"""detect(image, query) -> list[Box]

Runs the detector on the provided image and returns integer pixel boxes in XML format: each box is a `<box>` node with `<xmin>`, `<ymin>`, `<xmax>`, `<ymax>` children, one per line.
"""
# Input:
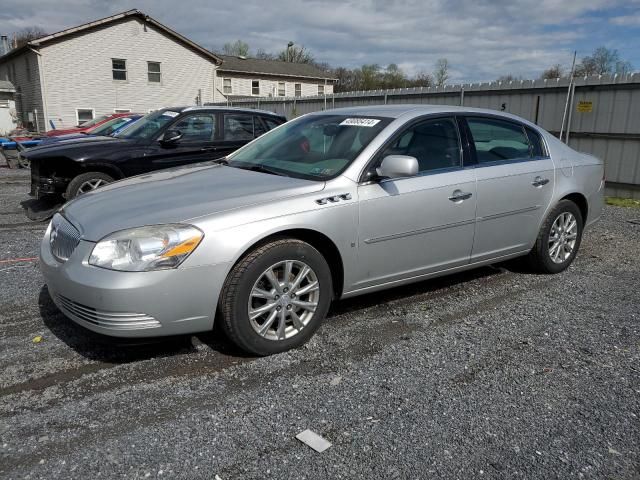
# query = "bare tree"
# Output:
<box><xmin>574</xmin><ymin>46</ymin><xmax>633</xmax><ymax>76</ymax></box>
<box><xmin>434</xmin><ymin>58</ymin><xmax>450</xmax><ymax>86</ymax></box>
<box><xmin>277</xmin><ymin>45</ymin><xmax>315</xmax><ymax>64</ymax></box>
<box><xmin>540</xmin><ymin>64</ymin><xmax>564</xmax><ymax>79</ymax></box>
<box><xmin>496</xmin><ymin>74</ymin><xmax>523</xmax><ymax>82</ymax></box>
<box><xmin>255</xmin><ymin>48</ymin><xmax>275</xmax><ymax>60</ymax></box>
<box><xmin>14</xmin><ymin>27</ymin><xmax>47</xmax><ymax>48</ymax></box>
<box><xmin>222</xmin><ymin>40</ymin><xmax>250</xmax><ymax>57</ymax></box>
<box><xmin>615</xmin><ymin>60</ymin><xmax>634</xmax><ymax>76</ymax></box>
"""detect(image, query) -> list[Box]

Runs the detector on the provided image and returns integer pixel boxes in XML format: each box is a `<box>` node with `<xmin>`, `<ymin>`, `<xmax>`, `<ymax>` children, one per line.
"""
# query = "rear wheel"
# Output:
<box><xmin>526</xmin><ymin>199</ymin><xmax>583</xmax><ymax>273</ymax></box>
<box><xmin>65</xmin><ymin>172</ymin><xmax>114</xmax><ymax>199</ymax></box>
<box><xmin>219</xmin><ymin>239</ymin><xmax>332</xmax><ymax>356</ymax></box>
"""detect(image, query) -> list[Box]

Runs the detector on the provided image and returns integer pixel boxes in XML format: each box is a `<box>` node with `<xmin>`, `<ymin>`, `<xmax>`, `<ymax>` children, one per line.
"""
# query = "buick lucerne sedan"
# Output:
<box><xmin>41</xmin><ymin>105</ymin><xmax>604</xmax><ymax>355</ymax></box>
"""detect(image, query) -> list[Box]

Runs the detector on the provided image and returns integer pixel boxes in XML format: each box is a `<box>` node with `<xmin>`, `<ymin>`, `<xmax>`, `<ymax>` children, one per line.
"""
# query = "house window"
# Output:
<box><xmin>295</xmin><ymin>83</ymin><xmax>302</xmax><ymax>97</ymax></box>
<box><xmin>318</xmin><ymin>84</ymin><xmax>325</xmax><ymax>95</ymax></box>
<box><xmin>223</xmin><ymin>78</ymin><xmax>232</xmax><ymax>94</ymax></box>
<box><xmin>147</xmin><ymin>61</ymin><xmax>161</xmax><ymax>82</ymax></box>
<box><xmin>25</xmin><ymin>58</ymin><xmax>31</xmax><ymax>81</ymax></box>
<box><xmin>76</xmin><ymin>108</ymin><xmax>95</xmax><ymax>125</ymax></box>
<box><xmin>252</xmin><ymin>80</ymin><xmax>260</xmax><ymax>96</ymax></box>
<box><xmin>278</xmin><ymin>82</ymin><xmax>285</xmax><ymax>96</ymax></box>
<box><xmin>112</xmin><ymin>59</ymin><xmax>127</xmax><ymax>80</ymax></box>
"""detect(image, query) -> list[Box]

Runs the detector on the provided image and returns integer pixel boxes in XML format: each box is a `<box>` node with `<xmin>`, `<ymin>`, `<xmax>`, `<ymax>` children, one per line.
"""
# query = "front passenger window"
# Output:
<box><xmin>467</xmin><ymin>117</ymin><xmax>530</xmax><ymax>163</ymax></box>
<box><xmin>171</xmin><ymin>115</ymin><xmax>215</xmax><ymax>142</ymax></box>
<box><xmin>381</xmin><ymin>117</ymin><xmax>461</xmax><ymax>173</ymax></box>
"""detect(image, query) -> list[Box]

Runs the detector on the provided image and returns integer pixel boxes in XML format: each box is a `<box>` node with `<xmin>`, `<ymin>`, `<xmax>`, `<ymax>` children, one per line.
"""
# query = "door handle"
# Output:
<box><xmin>532</xmin><ymin>176</ymin><xmax>549</xmax><ymax>187</ymax></box>
<box><xmin>448</xmin><ymin>190</ymin><xmax>473</xmax><ymax>202</ymax></box>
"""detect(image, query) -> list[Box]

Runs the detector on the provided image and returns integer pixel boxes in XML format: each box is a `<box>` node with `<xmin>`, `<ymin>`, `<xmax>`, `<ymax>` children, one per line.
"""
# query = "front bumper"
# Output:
<box><xmin>40</xmin><ymin>227</ymin><xmax>230</xmax><ymax>337</ymax></box>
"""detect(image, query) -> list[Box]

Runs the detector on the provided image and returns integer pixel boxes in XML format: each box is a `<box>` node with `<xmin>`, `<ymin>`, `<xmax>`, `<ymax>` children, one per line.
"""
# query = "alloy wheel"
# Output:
<box><xmin>248</xmin><ymin>260</ymin><xmax>320</xmax><ymax>341</ymax></box>
<box><xmin>78</xmin><ymin>178</ymin><xmax>107</xmax><ymax>194</ymax></box>
<box><xmin>548</xmin><ymin>212</ymin><xmax>578</xmax><ymax>264</ymax></box>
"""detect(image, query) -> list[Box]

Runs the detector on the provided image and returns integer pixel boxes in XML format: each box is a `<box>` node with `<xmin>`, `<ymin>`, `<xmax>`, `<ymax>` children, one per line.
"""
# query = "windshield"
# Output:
<box><xmin>227</xmin><ymin>114</ymin><xmax>392</xmax><ymax>180</ymax></box>
<box><xmin>114</xmin><ymin>110</ymin><xmax>178</xmax><ymax>140</ymax></box>
<box><xmin>89</xmin><ymin>117</ymin><xmax>132</xmax><ymax>136</ymax></box>
<box><xmin>77</xmin><ymin>115</ymin><xmax>109</xmax><ymax>128</ymax></box>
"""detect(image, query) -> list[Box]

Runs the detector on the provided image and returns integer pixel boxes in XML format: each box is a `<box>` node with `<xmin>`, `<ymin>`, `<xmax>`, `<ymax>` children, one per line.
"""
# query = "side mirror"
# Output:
<box><xmin>161</xmin><ymin>129</ymin><xmax>182</xmax><ymax>144</ymax></box>
<box><xmin>376</xmin><ymin>155</ymin><xmax>418</xmax><ymax>179</ymax></box>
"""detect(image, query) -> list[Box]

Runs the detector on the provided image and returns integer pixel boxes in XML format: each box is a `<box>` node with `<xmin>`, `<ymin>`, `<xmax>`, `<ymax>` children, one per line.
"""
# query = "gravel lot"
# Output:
<box><xmin>0</xmin><ymin>164</ymin><xmax>638</xmax><ymax>479</ymax></box>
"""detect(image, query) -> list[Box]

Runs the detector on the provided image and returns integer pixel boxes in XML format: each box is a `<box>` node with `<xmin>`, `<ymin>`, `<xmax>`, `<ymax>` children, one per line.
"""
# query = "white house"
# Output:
<box><xmin>216</xmin><ymin>55</ymin><xmax>335</xmax><ymax>100</ymax></box>
<box><xmin>0</xmin><ymin>80</ymin><xmax>17</xmax><ymax>135</ymax></box>
<box><xmin>0</xmin><ymin>10</ymin><xmax>221</xmax><ymax>132</ymax></box>
<box><xmin>0</xmin><ymin>10</ymin><xmax>337</xmax><ymax>133</ymax></box>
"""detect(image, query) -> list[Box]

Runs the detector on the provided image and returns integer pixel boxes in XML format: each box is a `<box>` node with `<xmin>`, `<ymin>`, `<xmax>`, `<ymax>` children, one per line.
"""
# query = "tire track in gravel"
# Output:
<box><xmin>0</xmin><ymin>258</ymin><xmax>611</xmax><ymax>474</ymax></box>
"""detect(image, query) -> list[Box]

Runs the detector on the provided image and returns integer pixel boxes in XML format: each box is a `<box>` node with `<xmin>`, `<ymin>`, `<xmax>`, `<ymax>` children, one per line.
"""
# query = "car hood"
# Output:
<box><xmin>23</xmin><ymin>136</ymin><xmax>131</xmax><ymax>158</ymax></box>
<box><xmin>61</xmin><ymin>164</ymin><xmax>326</xmax><ymax>241</ymax></box>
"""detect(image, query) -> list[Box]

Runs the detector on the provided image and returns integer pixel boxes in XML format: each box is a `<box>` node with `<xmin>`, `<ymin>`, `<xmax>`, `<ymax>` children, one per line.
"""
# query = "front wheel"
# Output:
<box><xmin>526</xmin><ymin>199</ymin><xmax>583</xmax><ymax>273</ymax></box>
<box><xmin>219</xmin><ymin>239</ymin><xmax>333</xmax><ymax>356</ymax></box>
<box><xmin>65</xmin><ymin>172</ymin><xmax>114</xmax><ymax>199</ymax></box>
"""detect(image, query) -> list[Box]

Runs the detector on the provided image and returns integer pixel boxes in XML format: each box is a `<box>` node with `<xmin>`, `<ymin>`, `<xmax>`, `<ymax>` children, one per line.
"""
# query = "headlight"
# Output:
<box><xmin>89</xmin><ymin>224</ymin><xmax>203</xmax><ymax>271</ymax></box>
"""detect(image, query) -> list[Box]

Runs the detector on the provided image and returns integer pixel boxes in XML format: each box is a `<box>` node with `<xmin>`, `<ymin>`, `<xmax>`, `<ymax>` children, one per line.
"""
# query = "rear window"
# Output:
<box><xmin>467</xmin><ymin>117</ymin><xmax>531</xmax><ymax>163</ymax></box>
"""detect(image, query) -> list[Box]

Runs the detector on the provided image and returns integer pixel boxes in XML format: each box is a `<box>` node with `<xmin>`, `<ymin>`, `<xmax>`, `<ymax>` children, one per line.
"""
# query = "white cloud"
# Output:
<box><xmin>0</xmin><ymin>0</ymin><xmax>635</xmax><ymax>81</ymax></box>
<box><xmin>610</xmin><ymin>14</ymin><xmax>640</xmax><ymax>26</ymax></box>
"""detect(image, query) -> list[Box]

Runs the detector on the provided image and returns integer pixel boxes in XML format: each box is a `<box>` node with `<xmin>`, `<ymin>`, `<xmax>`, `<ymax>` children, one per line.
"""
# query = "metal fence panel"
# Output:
<box><xmin>213</xmin><ymin>74</ymin><xmax>640</xmax><ymax>197</ymax></box>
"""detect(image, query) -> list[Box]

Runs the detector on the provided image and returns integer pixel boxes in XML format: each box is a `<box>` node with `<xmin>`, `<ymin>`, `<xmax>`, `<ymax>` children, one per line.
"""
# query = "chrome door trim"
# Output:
<box><xmin>477</xmin><ymin>205</ymin><xmax>541</xmax><ymax>222</ymax></box>
<box><xmin>363</xmin><ymin>218</ymin><xmax>476</xmax><ymax>244</ymax></box>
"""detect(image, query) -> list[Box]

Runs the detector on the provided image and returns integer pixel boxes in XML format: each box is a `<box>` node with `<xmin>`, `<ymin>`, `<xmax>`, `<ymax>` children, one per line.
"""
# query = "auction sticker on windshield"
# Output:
<box><xmin>339</xmin><ymin>118</ymin><xmax>381</xmax><ymax>127</ymax></box>
<box><xmin>162</xmin><ymin>111</ymin><xmax>179</xmax><ymax>118</ymax></box>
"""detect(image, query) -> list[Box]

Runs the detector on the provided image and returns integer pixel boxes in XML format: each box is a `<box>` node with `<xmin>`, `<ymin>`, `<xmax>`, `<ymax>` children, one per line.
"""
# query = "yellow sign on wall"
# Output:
<box><xmin>577</xmin><ymin>100</ymin><xmax>593</xmax><ymax>113</ymax></box>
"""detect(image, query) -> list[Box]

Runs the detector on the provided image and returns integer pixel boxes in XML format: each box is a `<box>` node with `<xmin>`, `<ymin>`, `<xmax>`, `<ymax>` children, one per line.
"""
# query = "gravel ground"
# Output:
<box><xmin>0</xmin><ymin>164</ymin><xmax>638</xmax><ymax>479</ymax></box>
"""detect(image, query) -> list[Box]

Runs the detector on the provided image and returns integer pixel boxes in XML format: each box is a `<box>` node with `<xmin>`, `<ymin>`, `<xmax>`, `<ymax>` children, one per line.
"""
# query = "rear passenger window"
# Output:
<box><xmin>381</xmin><ymin>117</ymin><xmax>461</xmax><ymax>173</ymax></box>
<box><xmin>467</xmin><ymin>117</ymin><xmax>530</xmax><ymax>163</ymax></box>
<box><xmin>224</xmin><ymin>114</ymin><xmax>254</xmax><ymax>141</ymax></box>
<box><xmin>254</xmin><ymin>117</ymin><xmax>267</xmax><ymax>137</ymax></box>
<box><xmin>525</xmin><ymin>126</ymin><xmax>545</xmax><ymax>157</ymax></box>
<box><xmin>263</xmin><ymin>117</ymin><xmax>283</xmax><ymax>131</ymax></box>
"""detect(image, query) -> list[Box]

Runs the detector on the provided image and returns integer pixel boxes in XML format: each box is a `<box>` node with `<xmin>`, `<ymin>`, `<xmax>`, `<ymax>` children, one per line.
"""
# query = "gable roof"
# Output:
<box><xmin>0</xmin><ymin>10</ymin><xmax>222</xmax><ymax>65</ymax></box>
<box><xmin>217</xmin><ymin>55</ymin><xmax>336</xmax><ymax>81</ymax></box>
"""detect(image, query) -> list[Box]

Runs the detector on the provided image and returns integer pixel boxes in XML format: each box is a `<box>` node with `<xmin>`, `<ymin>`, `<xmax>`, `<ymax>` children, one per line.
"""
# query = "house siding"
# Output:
<box><xmin>40</xmin><ymin>17</ymin><xmax>217</xmax><ymax>130</ymax></box>
<box><xmin>215</xmin><ymin>73</ymin><xmax>334</xmax><ymax>101</ymax></box>
<box><xmin>0</xmin><ymin>51</ymin><xmax>45</xmax><ymax>132</ymax></box>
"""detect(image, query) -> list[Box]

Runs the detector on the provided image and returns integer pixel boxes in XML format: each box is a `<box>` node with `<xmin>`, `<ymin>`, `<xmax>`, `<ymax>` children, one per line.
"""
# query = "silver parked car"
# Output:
<box><xmin>41</xmin><ymin>105</ymin><xmax>604</xmax><ymax>355</ymax></box>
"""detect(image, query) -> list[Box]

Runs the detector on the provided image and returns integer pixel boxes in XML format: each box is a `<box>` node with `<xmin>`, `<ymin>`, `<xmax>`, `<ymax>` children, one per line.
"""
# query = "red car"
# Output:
<box><xmin>46</xmin><ymin>113</ymin><xmax>133</xmax><ymax>137</ymax></box>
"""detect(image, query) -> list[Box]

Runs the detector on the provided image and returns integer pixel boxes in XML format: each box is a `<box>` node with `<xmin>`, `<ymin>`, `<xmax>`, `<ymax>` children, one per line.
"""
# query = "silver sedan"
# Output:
<box><xmin>40</xmin><ymin>105</ymin><xmax>604</xmax><ymax>355</ymax></box>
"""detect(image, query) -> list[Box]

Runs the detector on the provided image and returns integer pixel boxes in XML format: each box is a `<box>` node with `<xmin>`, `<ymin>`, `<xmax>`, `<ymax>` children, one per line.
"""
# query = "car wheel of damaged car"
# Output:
<box><xmin>66</xmin><ymin>172</ymin><xmax>114</xmax><ymax>199</ymax></box>
<box><xmin>219</xmin><ymin>239</ymin><xmax>333</xmax><ymax>356</ymax></box>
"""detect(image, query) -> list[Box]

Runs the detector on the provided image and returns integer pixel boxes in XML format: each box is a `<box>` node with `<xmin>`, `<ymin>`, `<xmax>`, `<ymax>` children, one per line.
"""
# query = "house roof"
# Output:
<box><xmin>0</xmin><ymin>80</ymin><xmax>15</xmax><ymax>92</ymax></box>
<box><xmin>0</xmin><ymin>10</ymin><xmax>222</xmax><ymax>65</ymax></box>
<box><xmin>217</xmin><ymin>55</ymin><xmax>336</xmax><ymax>81</ymax></box>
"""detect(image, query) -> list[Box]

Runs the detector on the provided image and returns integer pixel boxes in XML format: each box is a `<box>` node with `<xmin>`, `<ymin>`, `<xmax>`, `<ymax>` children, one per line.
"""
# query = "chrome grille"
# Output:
<box><xmin>50</xmin><ymin>213</ymin><xmax>81</xmax><ymax>262</ymax></box>
<box><xmin>53</xmin><ymin>293</ymin><xmax>161</xmax><ymax>330</ymax></box>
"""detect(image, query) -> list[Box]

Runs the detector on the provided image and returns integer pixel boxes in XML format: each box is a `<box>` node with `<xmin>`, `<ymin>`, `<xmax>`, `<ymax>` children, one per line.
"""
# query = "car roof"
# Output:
<box><xmin>308</xmin><ymin>104</ymin><xmax>537</xmax><ymax>125</ymax></box>
<box><xmin>165</xmin><ymin>106</ymin><xmax>284</xmax><ymax>117</ymax></box>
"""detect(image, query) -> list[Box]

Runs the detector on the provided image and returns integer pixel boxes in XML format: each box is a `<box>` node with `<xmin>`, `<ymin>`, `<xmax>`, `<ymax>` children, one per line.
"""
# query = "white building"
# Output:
<box><xmin>0</xmin><ymin>10</ymin><xmax>336</xmax><ymax>133</ymax></box>
<box><xmin>216</xmin><ymin>55</ymin><xmax>335</xmax><ymax>100</ymax></box>
<box><xmin>0</xmin><ymin>80</ymin><xmax>17</xmax><ymax>135</ymax></box>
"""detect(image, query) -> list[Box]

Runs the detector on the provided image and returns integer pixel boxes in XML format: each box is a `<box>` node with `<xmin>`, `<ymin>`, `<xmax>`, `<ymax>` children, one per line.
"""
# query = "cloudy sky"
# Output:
<box><xmin>2</xmin><ymin>0</ymin><xmax>639</xmax><ymax>82</ymax></box>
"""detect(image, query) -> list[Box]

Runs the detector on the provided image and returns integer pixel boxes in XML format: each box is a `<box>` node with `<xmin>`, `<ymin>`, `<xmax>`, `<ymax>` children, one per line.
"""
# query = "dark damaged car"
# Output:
<box><xmin>24</xmin><ymin>106</ymin><xmax>286</xmax><ymax>200</ymax></box>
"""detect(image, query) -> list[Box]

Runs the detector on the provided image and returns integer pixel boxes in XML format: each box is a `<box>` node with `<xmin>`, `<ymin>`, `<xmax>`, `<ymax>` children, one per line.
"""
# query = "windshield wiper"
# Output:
<box><xmin>231</xmin><ymin>163</ymin><xmax>288</xmax><ymax>177</ymax></box>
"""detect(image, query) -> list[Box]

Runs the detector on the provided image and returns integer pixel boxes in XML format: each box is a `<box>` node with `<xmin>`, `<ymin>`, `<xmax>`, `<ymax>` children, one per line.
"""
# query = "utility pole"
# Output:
<box><xmin>287</xmin><ymin>41</ymin><xmax>294</xmax><ymax>62</ymax></box>
<box><xmin>560</xmin><ymin>50</ymin><xmax>577</xmax><ymax>142</ymax></box>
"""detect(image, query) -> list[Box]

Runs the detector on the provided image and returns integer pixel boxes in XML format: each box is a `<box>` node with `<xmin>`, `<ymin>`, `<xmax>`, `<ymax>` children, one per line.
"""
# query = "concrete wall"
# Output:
<box><xmin>39</xmin><ymin>17</ymin><xmax>217</xmax><ymax>130</ymax></box>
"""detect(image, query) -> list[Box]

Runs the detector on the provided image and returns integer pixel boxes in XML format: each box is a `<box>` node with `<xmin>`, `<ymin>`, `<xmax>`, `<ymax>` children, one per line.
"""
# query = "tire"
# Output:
<box><xmin>219</xmin><ymin>238</ymin><xmax>333</xmax><ymax>356</ymax></box>
<box><xmin>65</xmin><ymin>172</ymin><xmax>114</xmax><ymax>199</ymax></box>
<box><xmin>526</xmin><ymin>199</ymin><xmax>583</xmax><ymax>274</ymax></box>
